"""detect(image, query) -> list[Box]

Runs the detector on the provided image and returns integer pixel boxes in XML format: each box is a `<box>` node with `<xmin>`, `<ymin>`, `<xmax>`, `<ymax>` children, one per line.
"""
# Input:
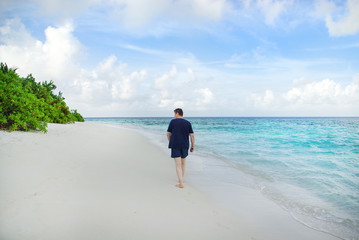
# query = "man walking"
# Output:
<box><xmin>167</xmin><ymin>108</ymin><xmax>195</xmax><ymax>188</ymax></box>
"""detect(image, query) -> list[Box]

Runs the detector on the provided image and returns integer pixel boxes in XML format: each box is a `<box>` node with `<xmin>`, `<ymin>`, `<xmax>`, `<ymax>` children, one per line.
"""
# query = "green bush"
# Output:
<box><xmin>71</xmin><ymin>109</ymin><xmax>85</xmax><ymax>122</ymax></box>
<box><xmin>0</xmin><ymin>62</ymin><xmax>84</xmax><ymax>133</ymax></box>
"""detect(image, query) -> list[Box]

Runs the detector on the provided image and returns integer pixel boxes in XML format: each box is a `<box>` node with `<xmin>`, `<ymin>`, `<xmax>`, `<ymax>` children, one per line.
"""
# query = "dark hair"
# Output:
<box><xmin>174</xmin><ymin>108</ymin><xmax>183</xmax><ymax>116</ymax></box>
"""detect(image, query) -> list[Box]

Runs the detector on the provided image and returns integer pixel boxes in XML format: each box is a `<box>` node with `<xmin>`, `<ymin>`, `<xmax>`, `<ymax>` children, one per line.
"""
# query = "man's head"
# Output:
<box><xmin>174</xmin><ymin>108</ymin><xmax>183</xmax><ymax>117</ymax></box>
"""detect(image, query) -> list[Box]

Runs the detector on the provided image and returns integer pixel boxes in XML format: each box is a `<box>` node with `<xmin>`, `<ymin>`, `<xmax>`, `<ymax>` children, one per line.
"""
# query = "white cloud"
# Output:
<box><xmin>108</xmin><ymin>0</ymin><xmax>170</xmax><ymax>29</ymax></box>
<box><xmin>1</xmin><ymin>15</ymin><xmax>358</xmax><ymax>117</ymax></box>
<box><xmin>249</xmin><ymin>78</ymin><xmax>359</xmax><ymax>116</ymax></box>
<box><xmin>151</xmin><ymin>65</ymin><xmax>216</xmax><ymax>111</ymax></box>
<box><xmin>0</xmin><ymin>18</ymin><xmax>35</xmax><ymax>46</ymax></box>
<box><xmin>153</xmin><ymin>65</ymin><xmax>176</xmax><ymax>90</ymax></box>
<box><xmin>42</xmin><ymin>22</ymin><xmax>83</xmax><ymax>75</ymax></box>
<box><xmin>0</xmin><ymin>18</ymin><xmax>220</xmax><ymax>116</ymax></box>
<box><xmin>315</xmin><ymin>0</ymin><xmax>359</xmax><ymax>36</ymax></box>
<box><xmin>34</xmin><ymin>0</ymin><xmax>98</xmax><ymax>18</ymax></box>
<box><xmin>0</xmin><ymin>0</ymin><xmax>229</xmax><ymax>36</ymax></box>
<box><xmin>256</xmin><ymin>0</ymin><xmax>293</xmax><ymax>26</ymax></box>
<box><xmin>0</xmin><ymin>18</ymin><xmax>82</xmax><ymax>86</ymax></box>
<box><xmin>152</xmin><ymin>65</ymin><xmax>177</xmax><ymax>108</ymax></box>
<box><xmin>251</xmin><ymin>90</ymin><xmax>275</xmax><ymax>107</ymax></box>
<box><xmin>70</xmin><ymin>55</ymin><xmax>148</xmax><ymax>106</ymax></box>
<box><xmin>327</xmin><ymin>0</ymin><xmax>359</xmax><ymax>36</ymax></box>
<box><xmin>0</xmin><ymin>0</ymin><xmax>98</xmax><ymax>20</ymax></box>
<box><xmin>313</xmin><ymin>0</ymin><xmax>336</xmax><ymax>18</ymax></box>
<box><xmin>0</xmin><ymin>19</ymin><xmax>149</xmax><ymax>115</ymax></box>
<box><xmin>284</xmin><ymin>79</ymin><xmax>339</xmax><ymax>104</ymax></box>
<box><xmin>196</xmin><ymin>88</ymin><xmax>214</xmax><ymax>105</ymax></box>
<box><xmin>190</xmin><ymin>0</ymin><xmax>228</xmax><ymax>21</ymax></box>
<box><xmin>99</xmin><ymin>0</ymin><xmax>230</xmax><ymax>34</ymax></box>
<box><xmin>122</xmin><ymin>44</ymin><xmax>166</xmax><ymax>56</ymax></box>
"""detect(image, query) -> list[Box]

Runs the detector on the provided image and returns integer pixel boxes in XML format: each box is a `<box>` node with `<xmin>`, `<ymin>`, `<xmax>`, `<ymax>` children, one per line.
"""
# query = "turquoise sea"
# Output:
<box><xmin>86</xmin><ymin>117</ymin><xmax>359</xmax><ymax>240</ymax></box>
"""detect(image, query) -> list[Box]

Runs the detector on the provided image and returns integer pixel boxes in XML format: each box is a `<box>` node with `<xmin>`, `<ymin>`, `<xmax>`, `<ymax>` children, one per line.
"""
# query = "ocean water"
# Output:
<box><xmin>86</xmin><ymin>117</ymin><xmax>359</xmax><ymax>240</ymax></box>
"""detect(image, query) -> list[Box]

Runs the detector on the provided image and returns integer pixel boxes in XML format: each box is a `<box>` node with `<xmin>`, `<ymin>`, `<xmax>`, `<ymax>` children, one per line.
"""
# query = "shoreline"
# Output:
<box><xmin>0</xmin><ymin>122</ymin><xmax>339</xmax><ymax>240</ymax></box>
<box><xmin>92</xmin><ymin>118</ymin><xmax>358</xmax><ymax>240</ymax></box>
<box><xmin>98</xmin><ymin>121</ymin><xmax>346</xmax><ymax>240</ymax></box>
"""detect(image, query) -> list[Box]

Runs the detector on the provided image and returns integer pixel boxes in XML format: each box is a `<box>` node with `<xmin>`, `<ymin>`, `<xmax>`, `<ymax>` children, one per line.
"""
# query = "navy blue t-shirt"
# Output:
<box><xmin>167</xmin><ymin>118</ymin><xmax>194</xmax><ymax>149</ymax></box>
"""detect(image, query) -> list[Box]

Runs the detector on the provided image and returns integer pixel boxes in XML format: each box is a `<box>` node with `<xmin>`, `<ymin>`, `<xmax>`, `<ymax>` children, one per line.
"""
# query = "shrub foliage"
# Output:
<box><xmin>0</xmin><ymin>62</ymin><xmax>84</xmax><ymax>133</ymax></box>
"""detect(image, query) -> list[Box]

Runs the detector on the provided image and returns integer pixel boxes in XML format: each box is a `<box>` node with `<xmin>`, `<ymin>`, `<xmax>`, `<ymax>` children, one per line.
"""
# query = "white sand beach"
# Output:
<box><xmin>0</xmin><ymin>122</ymin><xmax>339</xmax><ymax>240</ymax></box>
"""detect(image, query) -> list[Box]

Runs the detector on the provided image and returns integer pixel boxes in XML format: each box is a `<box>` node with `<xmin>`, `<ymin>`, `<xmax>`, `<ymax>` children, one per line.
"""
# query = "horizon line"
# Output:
<box><xmin>84</xmin><ymin>116</ymin><xmax>359</xmax><ymax>118</ymax></box>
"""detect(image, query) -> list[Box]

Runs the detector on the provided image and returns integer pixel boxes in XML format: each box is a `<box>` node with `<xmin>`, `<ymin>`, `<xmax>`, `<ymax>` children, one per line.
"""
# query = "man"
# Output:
<box><xmin>167</xmin><ymin>108</ymin><xmax>194</xmax><ymax>189</ymax></box>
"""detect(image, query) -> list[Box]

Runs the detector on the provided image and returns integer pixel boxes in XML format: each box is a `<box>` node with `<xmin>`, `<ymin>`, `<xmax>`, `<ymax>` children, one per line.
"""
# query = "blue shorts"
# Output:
<box><xmin>171</xmin><ymin>148</ymin><xmax>189</xmax><ymax>158</ymax></box>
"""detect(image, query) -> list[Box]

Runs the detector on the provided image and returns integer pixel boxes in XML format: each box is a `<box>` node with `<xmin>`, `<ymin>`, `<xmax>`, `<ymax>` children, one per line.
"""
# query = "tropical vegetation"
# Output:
<box><xmin>0</xmin><ymin>62</ymin><xmax>84</xmax><ymax>133</ymax></box>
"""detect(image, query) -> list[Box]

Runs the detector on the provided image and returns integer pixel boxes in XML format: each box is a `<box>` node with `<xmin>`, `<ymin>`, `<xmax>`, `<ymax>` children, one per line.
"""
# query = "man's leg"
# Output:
<box><xmin>174</xmin><ymin>157</ymin><xmax>184</xmax><ymax>188</ymax></box>
<box><xmin>181</xmin><ymin>158</ymin><xmax>186</xmax><ymax>178</ymax></box>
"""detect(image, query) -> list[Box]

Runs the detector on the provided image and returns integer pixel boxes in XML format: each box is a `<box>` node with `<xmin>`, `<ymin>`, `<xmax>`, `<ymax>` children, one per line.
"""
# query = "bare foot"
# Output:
<box><xmin>176</xmin><ymin>184</ymin><xmax>184</xmax><ymax>188</ymax></box>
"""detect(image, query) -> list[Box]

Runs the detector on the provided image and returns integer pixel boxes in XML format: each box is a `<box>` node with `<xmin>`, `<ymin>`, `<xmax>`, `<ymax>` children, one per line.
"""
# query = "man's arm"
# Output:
<box><xmin>190</xmin><ymin>133</ymin><xmax>195</xmax><ymax>152</ymax></box>
<box><xmin>167</xmin><ymin>132</ymin><xmax>171</xmax><ymax>142</ymax></box>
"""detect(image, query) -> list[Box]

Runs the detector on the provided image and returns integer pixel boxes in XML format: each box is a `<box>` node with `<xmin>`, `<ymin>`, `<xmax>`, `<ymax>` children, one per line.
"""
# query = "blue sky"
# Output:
<box><xmin>1</xmin><ymin>0</ymin><xmax>358</xmax><ymax>117</ymax></box>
